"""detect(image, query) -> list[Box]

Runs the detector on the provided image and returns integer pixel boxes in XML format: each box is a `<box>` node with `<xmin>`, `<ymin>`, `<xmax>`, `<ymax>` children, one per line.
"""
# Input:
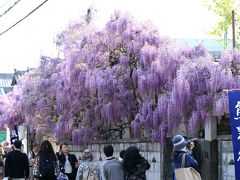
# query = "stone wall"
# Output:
<box><xmin>68</xmin><ymin>139</ymin><xmax>163</xmax><ymax>180</ymax></box>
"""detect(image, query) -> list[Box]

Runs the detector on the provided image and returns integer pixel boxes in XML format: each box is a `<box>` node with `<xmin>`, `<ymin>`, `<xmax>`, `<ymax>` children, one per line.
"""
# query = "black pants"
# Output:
<box><xmin>39</xmin><ymin>175</ymin><xmax>57</xmax><ymax>180</ymax></box>
<box><xmin>65</xmin><ymin>173</ymin><xmax>75</xmax><ymax>180</ymax></box>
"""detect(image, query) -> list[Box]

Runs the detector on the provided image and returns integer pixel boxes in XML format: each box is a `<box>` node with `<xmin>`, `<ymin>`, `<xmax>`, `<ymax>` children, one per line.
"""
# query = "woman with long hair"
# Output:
<box><xmin>33</xmin><ymin>140</ymin><xmax>58</xmax><ymax>180</ymax></box>
<box><xmin>123</xmin><ymin>146</ymin><xmax>150</xmax><ymax>180</ymax></box>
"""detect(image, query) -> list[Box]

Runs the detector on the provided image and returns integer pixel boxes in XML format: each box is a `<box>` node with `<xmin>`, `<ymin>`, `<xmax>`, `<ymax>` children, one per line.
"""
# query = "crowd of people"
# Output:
<box><xmin>0</xmin><ymin>140</ymin><xmax>151</xmax><ymax>180</ymax></box>
<box><xmin>0</xmin><ymin>134</ymin><xmax>202</xmax><ymax>180</ymax></box>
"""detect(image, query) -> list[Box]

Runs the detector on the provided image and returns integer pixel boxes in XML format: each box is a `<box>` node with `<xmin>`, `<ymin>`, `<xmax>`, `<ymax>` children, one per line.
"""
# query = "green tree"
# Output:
<box><xmin>204</xmin><ymin>0</ymin><xmax>240</xmax><ymax>48</ymax></box>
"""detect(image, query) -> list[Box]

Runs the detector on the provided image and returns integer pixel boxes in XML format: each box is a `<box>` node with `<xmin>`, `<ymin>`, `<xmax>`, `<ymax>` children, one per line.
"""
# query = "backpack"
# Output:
<box><xmin>39</xmin><ymin>157</ymin><xmax>56</xmax><ymax>177</ymax></box>
<box><xmin>82</xmin><ymin>165</ymin><xmax>99</xmax><ymax>180</ymax></box>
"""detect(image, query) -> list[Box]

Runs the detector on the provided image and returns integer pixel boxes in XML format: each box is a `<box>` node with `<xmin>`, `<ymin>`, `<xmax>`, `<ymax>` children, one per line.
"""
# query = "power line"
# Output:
<box><xmin>0</xmin><ymin>0</ymin><xmax>22</xmax><ymax>18</ymax></box>
<box><xmin>0</xmin><ymin>0</ymin><xmax>48</xmax><ymax>36</ymax></box>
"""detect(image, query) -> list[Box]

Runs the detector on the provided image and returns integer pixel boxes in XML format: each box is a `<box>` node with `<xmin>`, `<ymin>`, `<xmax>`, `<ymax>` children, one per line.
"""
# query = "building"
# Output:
<box><xmin>0</xmin><ymin>73</ymin><xmax>14</xmax><ymax>95</ymax></box>
<box><xmin>176</xmin><ymin>38</ymin><xmax>232</xmax><ymax>60</ymax></box>
<box><xmin>0</xmin><ymin>69</ymin><xmax>29</xmax><ymax>95</ymax></box>
<box><xmin>11</xmin><ymin>68</ymin><xmax>29</xmax><ymax>86</ymax></box>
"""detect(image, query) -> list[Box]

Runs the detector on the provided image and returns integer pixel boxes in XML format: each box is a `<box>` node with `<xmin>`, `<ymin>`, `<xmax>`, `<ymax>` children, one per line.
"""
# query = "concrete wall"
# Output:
<box><xmin>218</xmin><ymin>140</ymin><xmax>235</xmax><ymax>180</ymax></box>
<box><xmin>56</xmin><ymin>137</ymin><xmax>237</xmax><ymax>180</ymax></box>
<box><xmin>68</xmin><ymin>139</ymin><xmax>163</xmax><ymax>180</ymax></box>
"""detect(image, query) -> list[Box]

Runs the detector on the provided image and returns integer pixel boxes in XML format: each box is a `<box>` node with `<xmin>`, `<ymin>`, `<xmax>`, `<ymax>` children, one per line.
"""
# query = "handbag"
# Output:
<box><xmin>57</xmin><ymin>172</ymin><xmax>69</xmax><ymax>180</ymax></box>
<box><xmin>175</xmin><ymin>153</ymin><xmax>202</xmax><ymax>180</ymax></box>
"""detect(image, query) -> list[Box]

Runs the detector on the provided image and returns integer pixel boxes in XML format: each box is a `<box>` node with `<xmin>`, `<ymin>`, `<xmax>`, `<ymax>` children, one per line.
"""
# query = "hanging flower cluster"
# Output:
<box><xmin>0</xmin><ymin>11</ymin><xmax>240</xmax><ymax>144</ymax></box>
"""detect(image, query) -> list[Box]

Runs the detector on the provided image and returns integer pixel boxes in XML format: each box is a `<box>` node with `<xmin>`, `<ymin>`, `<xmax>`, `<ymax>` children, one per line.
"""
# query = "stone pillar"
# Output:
<box><xmin>201</xmin><ymin>117</ymin><xmax>218</xmax><ymax>180</ymax></box>
<box><xmin>205</xmin><ymin>116</ymin><xmax>217</xmax><ymax>141</ymax></box>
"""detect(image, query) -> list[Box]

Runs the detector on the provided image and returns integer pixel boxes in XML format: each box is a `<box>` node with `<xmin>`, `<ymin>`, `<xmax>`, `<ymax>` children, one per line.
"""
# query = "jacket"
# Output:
<box><xmin>75</xmin><ymin>161</ymin><xmax>102</xmax><ymax>180</ymax></box>
<box><xmin>125</xmin><ymin>158</ymin><xmax>150</xmax><ymax>180</ymax></box>
<box><xmin>58</xmin><ymin>153</ymin><xmax>78</xmax><ymax>177</ymax></box>
<box><xmin>5</xmin><ymin>150</ymin><xmax>29</xmax><ymax>178</ymax></box>
<box><xmin>33</xmin><ymin>154</ymin><xmax>59</xmax><ymax>178</ymax></box>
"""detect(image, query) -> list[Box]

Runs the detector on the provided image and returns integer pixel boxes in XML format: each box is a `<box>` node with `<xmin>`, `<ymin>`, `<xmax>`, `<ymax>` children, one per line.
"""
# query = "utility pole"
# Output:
<box><xmin>232</xmin><ymin>10</ymin><xmax>236</xmax><ymax>49</ymax></box>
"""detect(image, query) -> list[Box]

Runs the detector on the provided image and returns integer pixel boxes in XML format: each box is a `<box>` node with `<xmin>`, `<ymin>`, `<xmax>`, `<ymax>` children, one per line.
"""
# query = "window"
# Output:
<box><xmin>217</xmin><ymin>114</ymin><xmax>231</xmax><ymax>135</ymax></box>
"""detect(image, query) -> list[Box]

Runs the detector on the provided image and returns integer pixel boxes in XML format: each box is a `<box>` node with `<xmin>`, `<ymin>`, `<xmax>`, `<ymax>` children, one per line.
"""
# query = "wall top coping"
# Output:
<box><xmin>90</xmin><ymin>138</ymin><xmax>152</xmax><ymax>144</ymax></box>
<box><xmin>217</xmin><ymin>135</ymin><xmax>232</xmax><ymax>141</ymax></box>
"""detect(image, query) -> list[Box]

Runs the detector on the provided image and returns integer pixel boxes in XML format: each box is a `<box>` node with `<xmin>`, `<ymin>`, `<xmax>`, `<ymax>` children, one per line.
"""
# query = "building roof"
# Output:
<box><xmin>0</xmin><ymin>69</ymin><xmax>29</xmax><ymax>95</ymax></box>
<box><xmin>11</xmin><ymin>69</ymin><xmax>30</xmax><ymax>86</ymax></box>
<box><xmin>0</xmin><ymin>73</ymin><xmax>14</xmax><ymax>94</ymax></box>
<box><xmin>176</xmin><ymin>38</ymin><xmax>232</xmax><ymax>59</ymax></box>
<box><xmin>176</xmin><ymin>38</ymin><xmax>232</xmax><ymax>51</ymax></box>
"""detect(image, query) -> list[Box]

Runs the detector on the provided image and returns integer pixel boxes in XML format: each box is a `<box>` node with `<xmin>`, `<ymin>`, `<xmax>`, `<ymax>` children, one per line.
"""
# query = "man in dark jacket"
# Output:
<box><xmin>57</xmin><ymin>142</ymin><xmax>79</xmax><ymax>180</ymax></box>
<box><xmin>4</xmin><ymin>140</ymin><xmax>29</xmax><ymax>179</ymax></box>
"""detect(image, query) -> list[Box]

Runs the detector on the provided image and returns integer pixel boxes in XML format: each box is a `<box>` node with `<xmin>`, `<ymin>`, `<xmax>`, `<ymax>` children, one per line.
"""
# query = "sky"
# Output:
<box><xmin>0</xmin><ymin>0</ymin><xmax>217</xmax><ymax>73</ymax></box>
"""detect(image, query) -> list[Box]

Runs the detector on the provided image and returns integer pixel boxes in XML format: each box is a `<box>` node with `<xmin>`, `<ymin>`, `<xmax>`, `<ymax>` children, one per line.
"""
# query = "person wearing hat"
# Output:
<box><xmin>76</xmin><ymin>149</ymin><xmax>102</xmax><ymax>180</ymax></box>
<box><xmin>4</xmin><ymin>140</ymin><xmax>29</xmax><ymax>180</ymax></box>
<box><xmin>171</xmin><ymin>134</ymin><xmax>200</xmax><ymax>180</ymax></box>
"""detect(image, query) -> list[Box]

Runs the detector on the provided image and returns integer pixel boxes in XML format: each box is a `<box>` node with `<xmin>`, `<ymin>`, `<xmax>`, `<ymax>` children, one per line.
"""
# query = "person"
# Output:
<box><xmin>171</xmin><ymin>134</ymin><xmax>201</xmax><ymax>180</ymax></box>
<box><xmin>102</xmin><ymin>145</ymin><xmax>124</xmax><ymax>180</ymax></box>
<box><xmin>0</xmin><ymin>144</ymin><xmax>4</xmax><ymax>177</ymax></box>
<box><xmin>4</xmin><ymin>140</ymin><xmax>29</xmax><ymax>179</ymax></box>
<box><xmin>76</xmin><ymin>149</ymin><xmax>102</xmax><ymax>180</ymax></box>
<box><xmin>123</xmin><ymin>146</ymin><xmax>150</xmax><ymax>180</ymax></box>
<box><xmin>28</xmin><ymin>143</ymin><xmax>40</xmax><ymax>180</ymax></box>
<box><xmin>56</xmin><ymin>145</ymin><xmax>62</xmax><ymax>159</ymax></box>
<box><xmin>2</xmin><ymin>141</ymin><xmax>12</xmax><ymax>160</ymax></box>
<box><xmin>191</xmin><ymin>139</ymin><xmax>203</xmax><ymax>169</ymax></box>
<box><xmin>57</xmin><ymin>142</ymin><xmax>79</xmax><ymax>180</ymax></box>
<box><xmin>119</xmin><ymin>150</ymin><xmax>125</xmax><ymax>162</ymax></box>
<box><xmin>33</xmin><ymin>140</ymin><xmax>58</xmax><ymax>180</ymax></box>
<box><xmin>186</xmin><ymin>137</ymin><xmax>194</xmax><ymax>157</ymax></box>
<box><xmin>28</xmin><ymin>143</ymin><xmax>40</xmax><ymax>163</ymax></box>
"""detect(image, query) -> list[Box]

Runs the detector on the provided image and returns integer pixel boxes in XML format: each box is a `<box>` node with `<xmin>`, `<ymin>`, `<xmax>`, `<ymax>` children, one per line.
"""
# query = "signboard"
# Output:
<box><xmin>228</xmin><ymin>91</ymin><xmax>240</xmax><ymax>180</ymax></box>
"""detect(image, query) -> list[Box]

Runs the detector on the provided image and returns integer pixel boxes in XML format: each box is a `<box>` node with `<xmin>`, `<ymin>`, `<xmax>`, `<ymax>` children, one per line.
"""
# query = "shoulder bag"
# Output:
<box><xmin>175</xmin><ymin>153</ymin><xmax>202</xmax><ymax>180</ymax></box>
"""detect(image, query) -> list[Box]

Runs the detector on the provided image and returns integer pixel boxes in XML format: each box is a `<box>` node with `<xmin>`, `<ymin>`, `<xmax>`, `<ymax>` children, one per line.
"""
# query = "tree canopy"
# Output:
<box><xmin>204</xmin><ymin>0</ymin><xmax>240</xmax><ymax>47</ymax></box>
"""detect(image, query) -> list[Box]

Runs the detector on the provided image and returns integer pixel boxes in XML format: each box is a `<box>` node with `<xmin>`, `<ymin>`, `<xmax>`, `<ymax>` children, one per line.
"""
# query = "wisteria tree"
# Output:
<box><xmin>0</xmin><ymin>87</ymin><xmax>23</xmax><ymax>130</ymax></box>
<box><xmin>1</xmin><ymin>10</ymin><xmax>240</xmax><ymax>144</ymax></box>
<box><xmin>54</xmin><ymin>11</ymin><xmax>164</xmax><ymax>143</ymax></box>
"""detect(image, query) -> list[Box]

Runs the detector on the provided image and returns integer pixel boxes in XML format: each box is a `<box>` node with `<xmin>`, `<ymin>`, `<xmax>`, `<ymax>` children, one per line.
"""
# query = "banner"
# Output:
<box><xmin>10</xmin><ymin>125</ymin><xmax>19</xmax><ymax>144</ymax></box>
<box><xmin>0</xmin><ymin>131</ymin><xmax>6</xmax><ymax>143</ymax></box>
<box><xmin>228</xmin><ymin>91</ymin><xmax>240</xmax><ymax>180</ymax></box>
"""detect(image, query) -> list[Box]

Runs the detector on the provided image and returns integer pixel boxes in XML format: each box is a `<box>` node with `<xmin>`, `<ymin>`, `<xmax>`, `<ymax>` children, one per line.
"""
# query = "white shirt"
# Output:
<box><xmin>64</xmin><ymin>156</ymin><xmax>72</xmax><ymax>174</ymax></box>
